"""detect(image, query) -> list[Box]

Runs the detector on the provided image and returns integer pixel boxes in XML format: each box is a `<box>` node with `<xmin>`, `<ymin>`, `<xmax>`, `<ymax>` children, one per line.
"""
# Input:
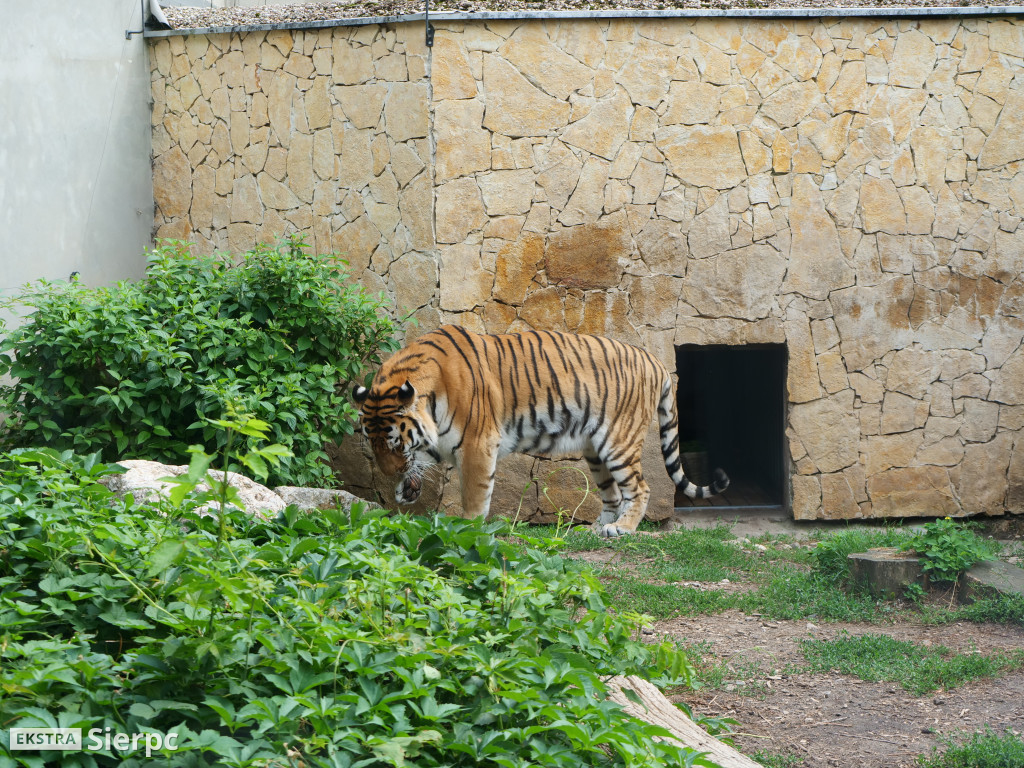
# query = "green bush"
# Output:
<box><xmin>901</xmin><ymin>517</ymin><xmax>998</xmax><ymax>583</ymax></box>
<box><xmin>0</xmin><ymin>450</ymin><xmax>712</xmax><ymax>768</ymax></box>
<box><xmin>0</xmin><ymin>237</ymin><xmax>397</xmax><ymax>487</ymax></box>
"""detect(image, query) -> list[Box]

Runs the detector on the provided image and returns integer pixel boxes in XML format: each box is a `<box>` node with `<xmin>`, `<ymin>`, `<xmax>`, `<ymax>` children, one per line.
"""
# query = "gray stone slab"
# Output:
<box><xmin>962</xmin><ymin>560</ymin><xmax>1024</xmax><ymax>603</ymax></box>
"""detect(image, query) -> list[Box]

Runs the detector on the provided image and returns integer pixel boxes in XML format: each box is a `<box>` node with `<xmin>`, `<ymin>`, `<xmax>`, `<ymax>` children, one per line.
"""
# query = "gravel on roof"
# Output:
<box><xmin>161</xmin><ymin>0</ymin><xmax>1024</xmax><ymax>30</ymax></box>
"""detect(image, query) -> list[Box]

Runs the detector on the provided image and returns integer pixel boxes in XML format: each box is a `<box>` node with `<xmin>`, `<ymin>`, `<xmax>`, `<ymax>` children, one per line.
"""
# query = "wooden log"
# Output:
<box><xmin>605</xmin><ymin>675</ymin><xmax>765</xmax><ymax>768</ymax></box>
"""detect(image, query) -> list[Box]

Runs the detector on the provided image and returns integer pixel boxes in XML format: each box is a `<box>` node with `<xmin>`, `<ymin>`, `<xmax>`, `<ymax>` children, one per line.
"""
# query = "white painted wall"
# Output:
<box><xmin>0</xmin><ymin>0</ymin><xmax>154</xmax><ymax>298</ymax></box>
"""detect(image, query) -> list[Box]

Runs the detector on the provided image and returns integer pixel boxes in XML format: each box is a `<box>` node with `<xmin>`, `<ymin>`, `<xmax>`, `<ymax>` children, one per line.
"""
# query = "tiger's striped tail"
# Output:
<box><xmin>657</xmin><ymin>376</ymin><xmax>730</xmax><ymax>499</ymax></box>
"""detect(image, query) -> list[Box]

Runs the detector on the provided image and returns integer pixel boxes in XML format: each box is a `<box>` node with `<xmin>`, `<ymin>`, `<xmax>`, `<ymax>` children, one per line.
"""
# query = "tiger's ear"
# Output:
<box><xmin>398</xmin><ymin>380</ymin><xmax>416</xmax><ymax>406</ymax></box>
<box><xmin>353</xmin><ymin>384</ymin><xmax>369</xmax><ymax>404</ymax></box>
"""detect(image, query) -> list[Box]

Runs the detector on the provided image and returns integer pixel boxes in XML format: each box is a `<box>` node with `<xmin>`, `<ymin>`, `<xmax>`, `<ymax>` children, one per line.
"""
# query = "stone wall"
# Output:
<box><xmin>149</xmin><ymin>13</ymin><xmax>1024</xmax><ymax>521</ymax></box>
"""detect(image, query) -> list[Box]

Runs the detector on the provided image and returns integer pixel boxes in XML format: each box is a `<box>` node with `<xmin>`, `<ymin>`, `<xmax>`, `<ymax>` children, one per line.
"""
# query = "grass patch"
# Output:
<box><xmin>740</xmin><ymin>570</ymin><xmax>895</xmax><ymax>623</ymax></box>
<box><xmin>534</xmin><ymin>523</ymin><xmax>1024</xmax><ymax>627</ymax></box>
<box><xmin>799</xmin><ymin>633</ymin><xmax>1024</xmax><ymax>695</ymax></box>
<box><xmin>917</xmin><ymin>728</ymin><xmax>1024</xmax><ymax>768</ymax></box>
<box><xmin>682</xmin><ymin>641</ymin><xmax>774</xmax><ymax>693</ymax></box>
<box><xmin>921</xmin><ymin>594</ymin><xmax>1024</xmax><ymax>626</ymax></box>
<box><xmin>751</xmin><ymin>750</ymin><xmax>805</xmax><ymax>768</ymax></box>
<box><xmin>604</xmin><ymin>576</ymin><xmax>741</xmax><ymax>619</ymax></box>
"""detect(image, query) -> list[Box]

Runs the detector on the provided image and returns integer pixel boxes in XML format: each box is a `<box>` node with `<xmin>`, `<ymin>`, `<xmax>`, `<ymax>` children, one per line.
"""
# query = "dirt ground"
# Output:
<box><xmin>572</xmin><ymin>515</ymin><xmax>1024</xmax><ymax>766</ymax></box>
<box><xmin>657</xmin><ymin>610</ymin><xmax>1024</xmax><ymax>767</ymax></box>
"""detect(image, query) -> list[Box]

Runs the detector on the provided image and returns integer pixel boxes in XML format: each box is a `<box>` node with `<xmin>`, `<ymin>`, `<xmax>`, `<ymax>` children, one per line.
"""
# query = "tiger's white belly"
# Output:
<box><xmin>498</xmin><ymin>432</ymin><xmax>590</xmax><ymax>459</ymax></box>
<box><xmin>433</xmin><ymin>399</ymin><xmax>597</xmax><ymax>463</ymax></box>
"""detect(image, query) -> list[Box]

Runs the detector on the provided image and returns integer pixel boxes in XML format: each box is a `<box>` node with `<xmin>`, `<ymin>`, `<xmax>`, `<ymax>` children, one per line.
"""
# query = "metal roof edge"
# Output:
<box><xmin>143</xmin><ymin>5</ymin><xmax>1024</xmax><ymax>37</ymax></box>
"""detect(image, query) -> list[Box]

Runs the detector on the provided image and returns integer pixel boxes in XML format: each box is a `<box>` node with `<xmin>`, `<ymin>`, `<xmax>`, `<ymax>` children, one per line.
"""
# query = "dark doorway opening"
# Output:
<box><xmin>674</xmin><ymin>344</ymin><xmax>787</xmax><ymax>511</ymax></box>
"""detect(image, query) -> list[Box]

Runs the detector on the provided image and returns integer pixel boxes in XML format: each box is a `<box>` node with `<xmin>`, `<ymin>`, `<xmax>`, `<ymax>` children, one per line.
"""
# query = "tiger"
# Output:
<box><xmin>352</xmin><ymin>325</ymin><xmax>729</xmax><ymax>538</ymax></box>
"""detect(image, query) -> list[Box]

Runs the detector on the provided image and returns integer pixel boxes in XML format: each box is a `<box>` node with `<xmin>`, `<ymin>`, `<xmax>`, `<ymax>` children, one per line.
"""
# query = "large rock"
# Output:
<box><xmin>536</xmin><ymin>140</ymin><xmax>584</xmax><ymax>211</ymax></box>
<box><xmin>275</xmin><ymin>486</ymin><xmax>371</xmax><ymax>511</ymax></box>
<box><xmin>860</xmin><ymin>176</ymin><xmax>906</xmax><ymax>234</ymax></box>
<box><xmin>435</xmin><ymin>177</ymin><xmax>487</xmax><ymax>243</ymax></box>
<box><xmin>990</xmin><ymin>345</ymin><xmax>1024</xmax><ymax>405</ymax></box>
<box><xmin>101</xmin><ymin>460</ymin><xmax>375</xmax><ymax>520</ymax></box>
<box><xmin>390</xmin><ymin>250</ymin><xmax>439</xmax><ymax>312</ymax></box>
<box><xmin>102</xmin><ymin>459</ymin><xmax>286</xmax><ymax>519</ymax></box>
<box><xmin>978</xmin><ymin>91</ymin><xmax>1024</xmax><ymax>169</ymax></box>
<box><xmin>616</xmin><ymin>38</ymin><xmax>674</xmax><ymax>107</ymax></box>
<box><xmin>889</xmin><ymin>29</ymin><xmax>936</xmax><ymax>88</ymax></box>
<box><xmin>760</xmin><ymin>81</ymin><xmax>822</xmax><ymax>128</ymax></box>
<box><xmin>498</xmin><ymin>24</ymin><xmax>593</xmax><ymax>101</ymax></box>
<box><xmin>867</xmin><ymin>466</ymin><xmax>957</xmax><ymax>517</ymax></box>
<box><xmin>439</xmin><ymin>243</ymin><xmax>493</xmax><ymax>310</ymax></box>
<box><xmin>958</xmin><ymin>433</ymin><xmax>1013</xmax><ymax>516</ymax></box>
<box><xmin>434</xmin><ymin>99</ymin><xmax>491</xmax><ymax>183</ymax></box>
<box><xmin>153</xmin><ymin>148</ymin><xmax>192</xmax><ymax>219</ymax></box>
<box><xmin>562</xmin><ymin>87</ymin><xmax>631</xmax><ymax>160</ymax></box>
<box><xmin>383</xmin><ymin>83</ymin><xmax>429</xmax><ymax>142</ymax></box>
<box><xmin>494</xmin><ymin>233</ymin><xmax>545</xmax><ymax>305</ymax></box>
<box><xmin>431</xmin><ymin>33</ymin><xmax>477</xmax><ymax>101</ymax></box>
<box><xmin>830</xmin><ymin>277</ymin><xmax>916</xmax><ymax>371</ymax></box>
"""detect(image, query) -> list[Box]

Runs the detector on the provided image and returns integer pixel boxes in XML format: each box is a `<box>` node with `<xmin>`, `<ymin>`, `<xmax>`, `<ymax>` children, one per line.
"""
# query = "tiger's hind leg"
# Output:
<box><xmin>584</xmin><ymin>451</ymin><xmax>622</xmax><ymax>531</ymax></box>
<box><xmin>595</xmin><ymin>450</ymin><xmax>650</xmax><ymax>539</ymax></box>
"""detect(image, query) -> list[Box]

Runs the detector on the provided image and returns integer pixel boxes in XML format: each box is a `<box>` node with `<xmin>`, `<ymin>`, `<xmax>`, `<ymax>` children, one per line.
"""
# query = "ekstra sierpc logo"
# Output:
<box><xmin>9</xmin><ymin>727</ymin><xmax>179</xmax><ymax>757</ymax></box>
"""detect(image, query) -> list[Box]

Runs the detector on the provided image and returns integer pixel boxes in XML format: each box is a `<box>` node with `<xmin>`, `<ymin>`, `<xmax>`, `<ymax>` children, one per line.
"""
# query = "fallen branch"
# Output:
<box><xmin>605</xmin><ymin>676</ymin><xmax>765</xmax><ymax>768</ymax></box>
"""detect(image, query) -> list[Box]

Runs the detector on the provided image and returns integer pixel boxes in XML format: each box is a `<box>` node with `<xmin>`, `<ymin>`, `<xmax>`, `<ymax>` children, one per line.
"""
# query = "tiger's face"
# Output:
<box><xmin>352</xmin><ymin>379</ymin><xmax>437</xmax><ymax>505</ymax></box>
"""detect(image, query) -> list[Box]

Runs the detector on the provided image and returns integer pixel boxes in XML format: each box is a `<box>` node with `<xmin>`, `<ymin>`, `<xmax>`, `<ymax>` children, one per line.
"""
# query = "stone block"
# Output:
<box><xmin>655</xmin><ymin>125</ymin><xmax>746</xmax><ymax>189</ymax></box>
<box><xmin>431</xmin><ymin>33</ymin><xmax>478</xmax><ymax>101</ymax></box>
<box><xmin>434</xmin><ymin>99</ymin><xmax>490</xmax><ymax>182</ymax></box>
<box><xmin>383</xmin><ymin>83</ymin><xmax>428</xmax><ymax>142</ymax></box>
<box><xmin>482</xmin><ymin>54</ymin><xmax>570</xmax><ymax>137</ymax></box>
<box><xmin>562</xmin><ymin>87</ymin><xmax>631</xmax><ymax>160</ymax></box>
<box><xmin>500</xmin><ymin>23</ymin><xmax>592</xmax><ymax>101</ymax></box>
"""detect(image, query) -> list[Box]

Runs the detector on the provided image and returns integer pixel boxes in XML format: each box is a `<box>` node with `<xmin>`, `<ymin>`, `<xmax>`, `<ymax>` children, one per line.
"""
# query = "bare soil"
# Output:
<box><xmin>653</xmin><ymin>608</ymin><xmax>1024</xmax><ymax>767</ymax></box>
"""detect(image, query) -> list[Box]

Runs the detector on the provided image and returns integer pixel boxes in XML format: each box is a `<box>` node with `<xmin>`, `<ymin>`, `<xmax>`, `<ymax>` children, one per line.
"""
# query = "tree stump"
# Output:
<box><xmin>847</xmin><ymin>547</ymin><xmax>926</xmax><ymax>598</ymax></box>
<box><xmin>605</xmin><ymin>675</ymin><xmax>765</xmax><ymax>768</ymax></box>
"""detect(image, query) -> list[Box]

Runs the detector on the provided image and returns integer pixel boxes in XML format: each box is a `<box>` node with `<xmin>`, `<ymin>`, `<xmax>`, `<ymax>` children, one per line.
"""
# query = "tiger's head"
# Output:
<box><xmin>352</xmin><ymin>379</ymin><xmax>438</xmax><ymax>506</ymax></box>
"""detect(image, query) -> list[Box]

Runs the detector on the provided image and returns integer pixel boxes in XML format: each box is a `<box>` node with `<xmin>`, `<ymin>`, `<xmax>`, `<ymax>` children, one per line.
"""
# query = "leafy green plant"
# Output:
<box><xmin>902</xmin><ymin>518</ymin><xmax>998</xmax><ymax>583</ymax></box>
<box><xmin>917</xmin><ymin>727</ymin><xmax>1024</xmax><ymax>768</ymax></box>
<box><xmin>162</xmin><ymin>404</ymin><xmax>292</xmax><ymax>547</ymax></box>
<box><xmin>799</xmin><ymin>633</ymin><xmax>1024</xmax><ymax>695</ymax></box>
<box><xmin>0</xmin><ymin>236</ymin><xmax>397</xmax><ymax>487</ymax></box>
<box><xmin>904</xmin><ymin>581</ymin><xmax>927</xmax><ymax>604</ymax></box>
<box><xmin>0</xmin><ymin>448</ymin><xmax>718</xmax><ymax>768</ymax></box>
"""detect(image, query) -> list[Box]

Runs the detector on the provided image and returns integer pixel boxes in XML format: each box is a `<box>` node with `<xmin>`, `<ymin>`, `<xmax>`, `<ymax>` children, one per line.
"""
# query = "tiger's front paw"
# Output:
<box><xmin>601</xmin><ymin>524</ymin><xmax>632</xmax><ymax>539</ymax></box>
